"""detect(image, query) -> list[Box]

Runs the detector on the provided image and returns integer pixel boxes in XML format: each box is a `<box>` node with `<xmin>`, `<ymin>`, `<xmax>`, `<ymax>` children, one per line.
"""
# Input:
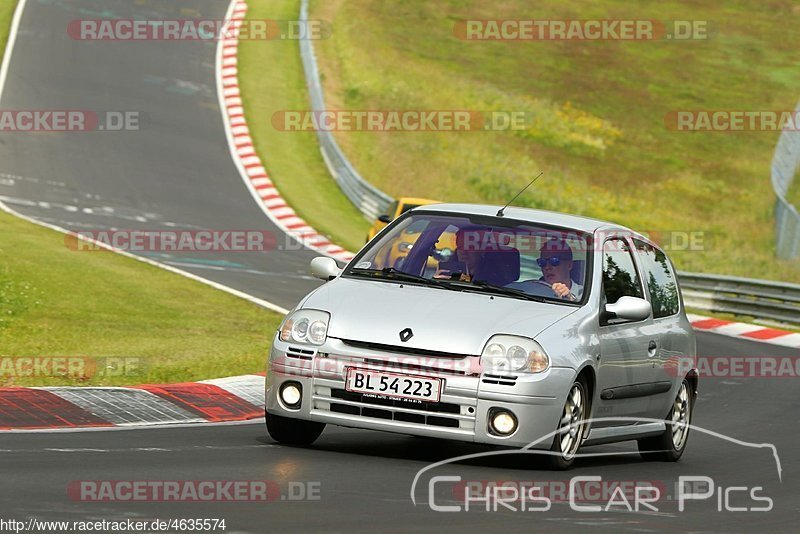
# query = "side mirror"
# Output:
<box><xmin>310</xmin><ymin>256</ymin><xmax>342</xmax><ymax>281</ymax></box>
<box><xmin>605</xmin><ymin>296</ymin><xmax>651</xmax><ymax>322</ymax></box>
<box><xmin>378</xmin><ymin>214</ymin><xmax>392</xmax><ymax>224</ymax></box>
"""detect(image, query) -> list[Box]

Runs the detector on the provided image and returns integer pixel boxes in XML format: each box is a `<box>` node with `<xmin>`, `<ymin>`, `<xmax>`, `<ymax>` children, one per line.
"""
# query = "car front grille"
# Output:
<box><xmin>339</xmin><ymin>338</ymin><xmax>476</xmax><ymax>360</ymax></box>
<box><xmin>481</xmin><ymin>373</ymin><xmax>518</xmax><ymax>386</ymax></box>
<box><xmin>313</xmin><ymin>386</ymin><xmax>475</xmax><ymax>431</ymax></box>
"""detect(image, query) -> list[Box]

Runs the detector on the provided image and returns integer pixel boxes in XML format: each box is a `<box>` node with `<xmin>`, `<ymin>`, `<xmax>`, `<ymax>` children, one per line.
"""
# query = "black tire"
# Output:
<box><xmin>638</xmin><ymin>379</ymin><xmax>693</xmax><ymax>462</ymax></box>
<box><xmin>265</xmin><ymin>410</ymin><xmax>325</xmax><ymax>446</ymax></box>
<box><xmin>542</xmin><ymin>376</ymin><xmax>590</xmax><ymax>470</ymax></box>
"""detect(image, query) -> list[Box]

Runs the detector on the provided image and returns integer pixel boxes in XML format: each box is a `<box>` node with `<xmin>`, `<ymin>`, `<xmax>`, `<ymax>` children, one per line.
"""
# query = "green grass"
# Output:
<box><xmin>238</xmin><ymin>0</ymin><xmax>369</xmax><ymax>252</ymax></box>
<box><xmin>0</xmin><ymin>209</ymin><xmax>283</xmax><ymax>387</ymax></box>
<box><xmin>275</xmin><ymin>0</ymin><xmax>800</xmax><ymax>282</ymax></box>
<box><xmin>0</xmin><ymin>0</ymin><xmax>15</xmax><ymax>60</ymax></box>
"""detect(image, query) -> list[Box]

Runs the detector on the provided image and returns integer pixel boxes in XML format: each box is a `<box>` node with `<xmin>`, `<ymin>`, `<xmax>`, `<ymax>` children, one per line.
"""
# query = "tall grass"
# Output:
<box><xmin>305</xmin><ymin>0</ymin><xmax>800</xmax><ymax>281</ymax></box>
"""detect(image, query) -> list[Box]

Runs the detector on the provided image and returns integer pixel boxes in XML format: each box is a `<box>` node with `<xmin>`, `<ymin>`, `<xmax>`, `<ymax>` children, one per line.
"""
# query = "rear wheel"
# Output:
<box><xmin>638</xmin><ymin>379</ymin><xmax>693</xmax><ymax>461</ymax></box>
<box><xmin>265</xmin><ymin>410</ymin><xmax>325</xmax><ymax>446</ymax></box>
<box><xmin>543</xmin><ymin>377</ymin><xmax>589</xmax><ymax>470</ymax></box>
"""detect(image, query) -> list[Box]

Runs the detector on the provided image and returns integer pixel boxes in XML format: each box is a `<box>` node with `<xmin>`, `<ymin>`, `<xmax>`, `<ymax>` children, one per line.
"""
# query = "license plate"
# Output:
<box><xmin>345</xmin><ymin>368</ymin><xmax>442</xmax><ymax>402</ymax></box>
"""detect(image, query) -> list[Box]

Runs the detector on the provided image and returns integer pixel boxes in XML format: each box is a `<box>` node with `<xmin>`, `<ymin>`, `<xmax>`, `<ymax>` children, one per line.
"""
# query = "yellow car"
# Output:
<box><xmin>366</xmin><ymin>197</ymin><xmax>440</xmax><ymax>242</ymax></box>
<box><xmin>366</xmin><ymin>198</ymin><xmax>456</xmax><ymax>271</ymax></box>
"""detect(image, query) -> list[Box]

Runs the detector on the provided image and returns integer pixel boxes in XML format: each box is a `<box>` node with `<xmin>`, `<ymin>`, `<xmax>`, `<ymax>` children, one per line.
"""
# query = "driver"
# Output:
<box><xmin>538</xmin><ymin>239</ymin><xmax>582</xmax><ymax>301</ymax></box>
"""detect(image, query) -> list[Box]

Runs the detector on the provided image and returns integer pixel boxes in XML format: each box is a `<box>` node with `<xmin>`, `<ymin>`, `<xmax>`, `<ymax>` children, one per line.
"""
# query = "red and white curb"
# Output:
<box><xmin>0</xmin><ymin>375</ymin><xmax>266</xmax><ymax>430</ymax></box>
<box><xmin>217</xmin><ymin>0</ymin><xmax>354</xmax><ymax>264</ymax></box>
<box><xmin>688</xmin><ymin>314</ymin><xmax>800</xmax><ymax>348</ymax></box>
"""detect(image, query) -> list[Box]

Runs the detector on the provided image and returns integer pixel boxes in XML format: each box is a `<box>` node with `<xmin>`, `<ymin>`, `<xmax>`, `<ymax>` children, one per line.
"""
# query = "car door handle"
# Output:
<box><xmin>647</xmin><ymin>340</ymin><xmax>657</xmax><ymax>357</ymax></box>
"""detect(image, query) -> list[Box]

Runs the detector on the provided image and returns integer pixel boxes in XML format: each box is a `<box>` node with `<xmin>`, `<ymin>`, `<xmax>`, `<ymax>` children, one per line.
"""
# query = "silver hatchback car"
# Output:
<box><xmin>266</xmin><ymin>204</ymin><xmax>698</xmax><ymax>468</ymax></box>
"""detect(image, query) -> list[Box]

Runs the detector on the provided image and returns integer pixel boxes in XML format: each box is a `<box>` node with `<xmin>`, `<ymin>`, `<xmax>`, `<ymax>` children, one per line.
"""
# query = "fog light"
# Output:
<box><xmin>489</xmin><ymin>410</ymin><xmax>518</xmax><ymax>436</ymax></box>
<box><xmin>279</xmin><ymin>382</ymin><xmax>302</xmax><ymax>409</ymax></box>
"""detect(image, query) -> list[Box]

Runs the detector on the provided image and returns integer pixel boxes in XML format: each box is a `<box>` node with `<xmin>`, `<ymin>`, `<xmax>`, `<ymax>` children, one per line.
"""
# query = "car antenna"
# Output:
<box><xmin>496</xmin><ymin>171</ymin><xmax>544</xmax><ymax>217</ymax></box>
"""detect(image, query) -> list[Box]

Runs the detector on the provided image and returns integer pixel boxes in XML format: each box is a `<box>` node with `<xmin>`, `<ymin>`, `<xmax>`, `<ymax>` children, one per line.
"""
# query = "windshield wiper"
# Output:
<box><xmin>442</xmin><ymin>279</ymin><xmax>550</xmax><ymax>303</ymax></box>
<box><xmin>348</xmin><ymin>267</ymin><xmax>450</xmax><ymax>289</ymax></box>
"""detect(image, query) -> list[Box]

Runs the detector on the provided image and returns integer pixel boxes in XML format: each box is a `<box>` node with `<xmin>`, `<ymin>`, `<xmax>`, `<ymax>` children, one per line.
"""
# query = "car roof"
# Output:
<box><xmin>411</xmin><ymin>203</ymin><xmax>637</xmax><ymax>235</ymax></box>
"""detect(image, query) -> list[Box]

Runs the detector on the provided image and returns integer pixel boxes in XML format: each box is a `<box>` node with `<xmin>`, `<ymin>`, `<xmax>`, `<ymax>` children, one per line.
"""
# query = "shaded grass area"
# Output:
<box><xmin>0</xmin><ymin>1</ymin><xmax>14</xmax><ymax>51</ymax></box>
<box><xmin>0</xmin><ymin>210</ymin><xmax>281</xmax><ymax>386</ymax></box>
<box><xmin>302</xmin><ymin>0</ymin><xmax>800</xmax><ymax>282</ymax></box>
<box><xmin>238</xmin><ymin>0</ymin><xmax>369</xmax><ymax>252</ymax></box>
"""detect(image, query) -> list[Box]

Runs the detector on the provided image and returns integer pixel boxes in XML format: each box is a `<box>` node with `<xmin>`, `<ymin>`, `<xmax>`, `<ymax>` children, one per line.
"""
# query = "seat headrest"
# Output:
<box><xmin>476</xmin><ymin>248</ymin><xmax>520</xmax><ymax>287</ymax></box>
<box><xmin>570</xmin><ymin>259</ymin><xmax>585</xmax><ymax>284</ymax></box>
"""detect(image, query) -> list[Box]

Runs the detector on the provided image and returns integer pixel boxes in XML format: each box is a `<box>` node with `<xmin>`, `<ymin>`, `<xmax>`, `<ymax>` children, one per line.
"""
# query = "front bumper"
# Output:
<box><xmin>266</xmin><ymin>337</ymin><xmax>575</xmax><ymax>449</ymax></box>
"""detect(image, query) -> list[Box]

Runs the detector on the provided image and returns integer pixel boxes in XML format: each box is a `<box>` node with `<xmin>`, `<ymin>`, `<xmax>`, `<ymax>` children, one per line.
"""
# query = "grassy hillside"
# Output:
<box><xmin>297</xmin><ymin>0</ymin><xmax>800</xmax><ymax>281</ymax></box>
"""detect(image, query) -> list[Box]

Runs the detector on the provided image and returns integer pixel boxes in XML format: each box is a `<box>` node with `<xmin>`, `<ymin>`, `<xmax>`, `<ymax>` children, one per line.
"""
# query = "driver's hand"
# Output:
<box><xmin>552</xmin><ymin>282</ymin><xmax>573</xmax><ymax>300</ymax></box>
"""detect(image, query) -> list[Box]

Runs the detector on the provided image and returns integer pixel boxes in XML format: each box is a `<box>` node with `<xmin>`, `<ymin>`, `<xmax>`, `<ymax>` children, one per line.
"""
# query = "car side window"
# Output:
<box><xmin>633</xmin><ymin>239</ymin><xmax>679</xmax><ymax>318</ymax></box>
<box><xmin>602</xmin><ymin>238</ymin><xmax>643</xmax><ymax>304</ymax></box>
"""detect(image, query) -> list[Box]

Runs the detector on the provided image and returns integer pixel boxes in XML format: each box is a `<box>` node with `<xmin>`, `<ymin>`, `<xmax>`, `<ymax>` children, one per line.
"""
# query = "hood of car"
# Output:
<box><xmin>302</xmin><ymin>277</ymin><xmax>579</xmax><ymax>356</ymax></box>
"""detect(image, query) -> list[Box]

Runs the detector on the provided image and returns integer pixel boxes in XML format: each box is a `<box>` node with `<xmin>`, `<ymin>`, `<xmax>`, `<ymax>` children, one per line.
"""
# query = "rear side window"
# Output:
<box><xmin>602</xmin><ymin>239</ymin><xmax>643</xmax><ymax>304</ymax></box>
<box><xmin>633</xmin><ymin>239</ymin><xmax>680</xmax><ymax>318</ymax></box>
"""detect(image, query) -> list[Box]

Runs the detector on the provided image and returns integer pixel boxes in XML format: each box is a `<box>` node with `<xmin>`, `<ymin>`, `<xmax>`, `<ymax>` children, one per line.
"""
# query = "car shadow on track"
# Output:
<box><xmin>254</xmin><ymin>431</ymin><xmax>646</xmax><ymax>471</ymax></box>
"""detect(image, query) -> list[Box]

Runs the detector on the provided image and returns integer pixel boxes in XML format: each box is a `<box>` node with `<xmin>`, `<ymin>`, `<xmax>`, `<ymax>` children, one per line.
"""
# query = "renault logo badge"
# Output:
<box><xmin>399</xmin><ymin>328</ymin><xmax>413</xmax><ymax>342</ymax></box>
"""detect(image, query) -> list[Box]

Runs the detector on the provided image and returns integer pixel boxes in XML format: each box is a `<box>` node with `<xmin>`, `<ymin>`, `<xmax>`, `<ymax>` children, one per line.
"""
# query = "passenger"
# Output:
<box><xmin>434</xmin><ymin>227</ymin><xmax>483</xmax><ymax>281</ymax></box>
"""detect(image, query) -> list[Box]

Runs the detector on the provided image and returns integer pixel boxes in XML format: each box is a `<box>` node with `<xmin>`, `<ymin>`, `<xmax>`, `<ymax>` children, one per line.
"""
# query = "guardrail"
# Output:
<box><xmin>678</xmin><ymin>271</ymin><xmax>800</xmax><ymax>326</ymax></box>
<box><xmin>771</xmin><ymin>101</ymin><xmax>800</xmax><ymax>259</ymax></box>
<box><xmin>298</xmin><ymin>0</ymin><xmax>393</xmax><ymax>222</ymax></box>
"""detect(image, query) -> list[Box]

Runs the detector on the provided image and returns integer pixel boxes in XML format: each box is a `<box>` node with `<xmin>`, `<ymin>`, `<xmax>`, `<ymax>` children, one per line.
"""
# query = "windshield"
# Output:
<box><xmin>345</xmin><ymin>212</ymin><xmax>591</xmax><ymax>304</ymax></box>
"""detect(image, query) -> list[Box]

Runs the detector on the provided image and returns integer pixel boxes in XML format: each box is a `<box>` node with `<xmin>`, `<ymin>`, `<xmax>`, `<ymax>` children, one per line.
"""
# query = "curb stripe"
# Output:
<box><xmin>137</xmin><ymin>383</ymin><xmax>261</xmax><ymax>422</ymax></box>
<box><xmin>0</xmin><ymin>389</ymin><xmax>113</xmax><ymax>429</ymax></box>
<box><xmin>689</xmin><ymin>314</ymin><xmax>800</xmax><ymax>348</ymax></box>
<box><xmin>741</xmin><ymin>328</ymin><xmax>793</xmax><ymax>340</ymax></box>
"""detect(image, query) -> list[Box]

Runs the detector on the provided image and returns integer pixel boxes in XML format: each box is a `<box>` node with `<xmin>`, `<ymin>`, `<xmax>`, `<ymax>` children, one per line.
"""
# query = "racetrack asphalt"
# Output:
<box><xmin>0</xmin><ymin>0</ymin><xmax>798</xmax><ymax>532</ymax></box>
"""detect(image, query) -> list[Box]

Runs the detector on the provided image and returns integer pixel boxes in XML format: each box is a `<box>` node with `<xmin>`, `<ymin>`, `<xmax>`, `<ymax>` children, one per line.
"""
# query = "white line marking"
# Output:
<box><xmin>0</xmin><ymin>418</ymin><xmax>265</xmax><ymax>434</ymax></box>
<box><xmin>0</xmin><ymin>0</ymin><xmax>28</xmax><ymax>105</ymax></box>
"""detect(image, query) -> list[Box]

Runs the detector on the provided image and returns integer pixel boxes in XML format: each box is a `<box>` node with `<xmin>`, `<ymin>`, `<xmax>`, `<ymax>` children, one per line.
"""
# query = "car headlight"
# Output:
<box><xmin>279</xmin><ymin>309</ymin><xmax>330</xmax><ymax>346</ymax></box>
<box><xmin>480</xmin><ymin>335</ymin><xmax>550</xmax><ymax>374</ymax></box>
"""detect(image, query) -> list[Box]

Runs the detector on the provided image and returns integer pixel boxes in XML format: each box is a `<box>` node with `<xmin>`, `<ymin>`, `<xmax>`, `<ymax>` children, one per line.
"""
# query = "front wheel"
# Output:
<box><xmin>265</xmin><ymin>411</ymin><xmax>325</xmax><ymax>446</ymax></box>
<box><xmin>638</xmin><ymin>379</ymin><xmax>693</xmax><ymax>461</ymax></box>
<box><xmin>543</xmin><ymin>377</ymin><xmax>589</xmax><ymax>470</ymax></box>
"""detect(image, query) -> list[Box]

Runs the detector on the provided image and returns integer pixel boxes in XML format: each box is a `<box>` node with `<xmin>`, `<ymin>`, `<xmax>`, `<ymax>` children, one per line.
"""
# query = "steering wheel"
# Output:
<box><xmin>529</xmin><ymin>280</ymin><xmax>558</xmax><ymax>297</ymax></box>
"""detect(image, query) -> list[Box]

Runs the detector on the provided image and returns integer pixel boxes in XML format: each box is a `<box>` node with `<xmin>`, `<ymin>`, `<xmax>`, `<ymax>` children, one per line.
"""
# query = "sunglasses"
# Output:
<box><xmin>536</xmin><ymin>257</ymin><xmax>563</xmax><ymax>268</ymax></box>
